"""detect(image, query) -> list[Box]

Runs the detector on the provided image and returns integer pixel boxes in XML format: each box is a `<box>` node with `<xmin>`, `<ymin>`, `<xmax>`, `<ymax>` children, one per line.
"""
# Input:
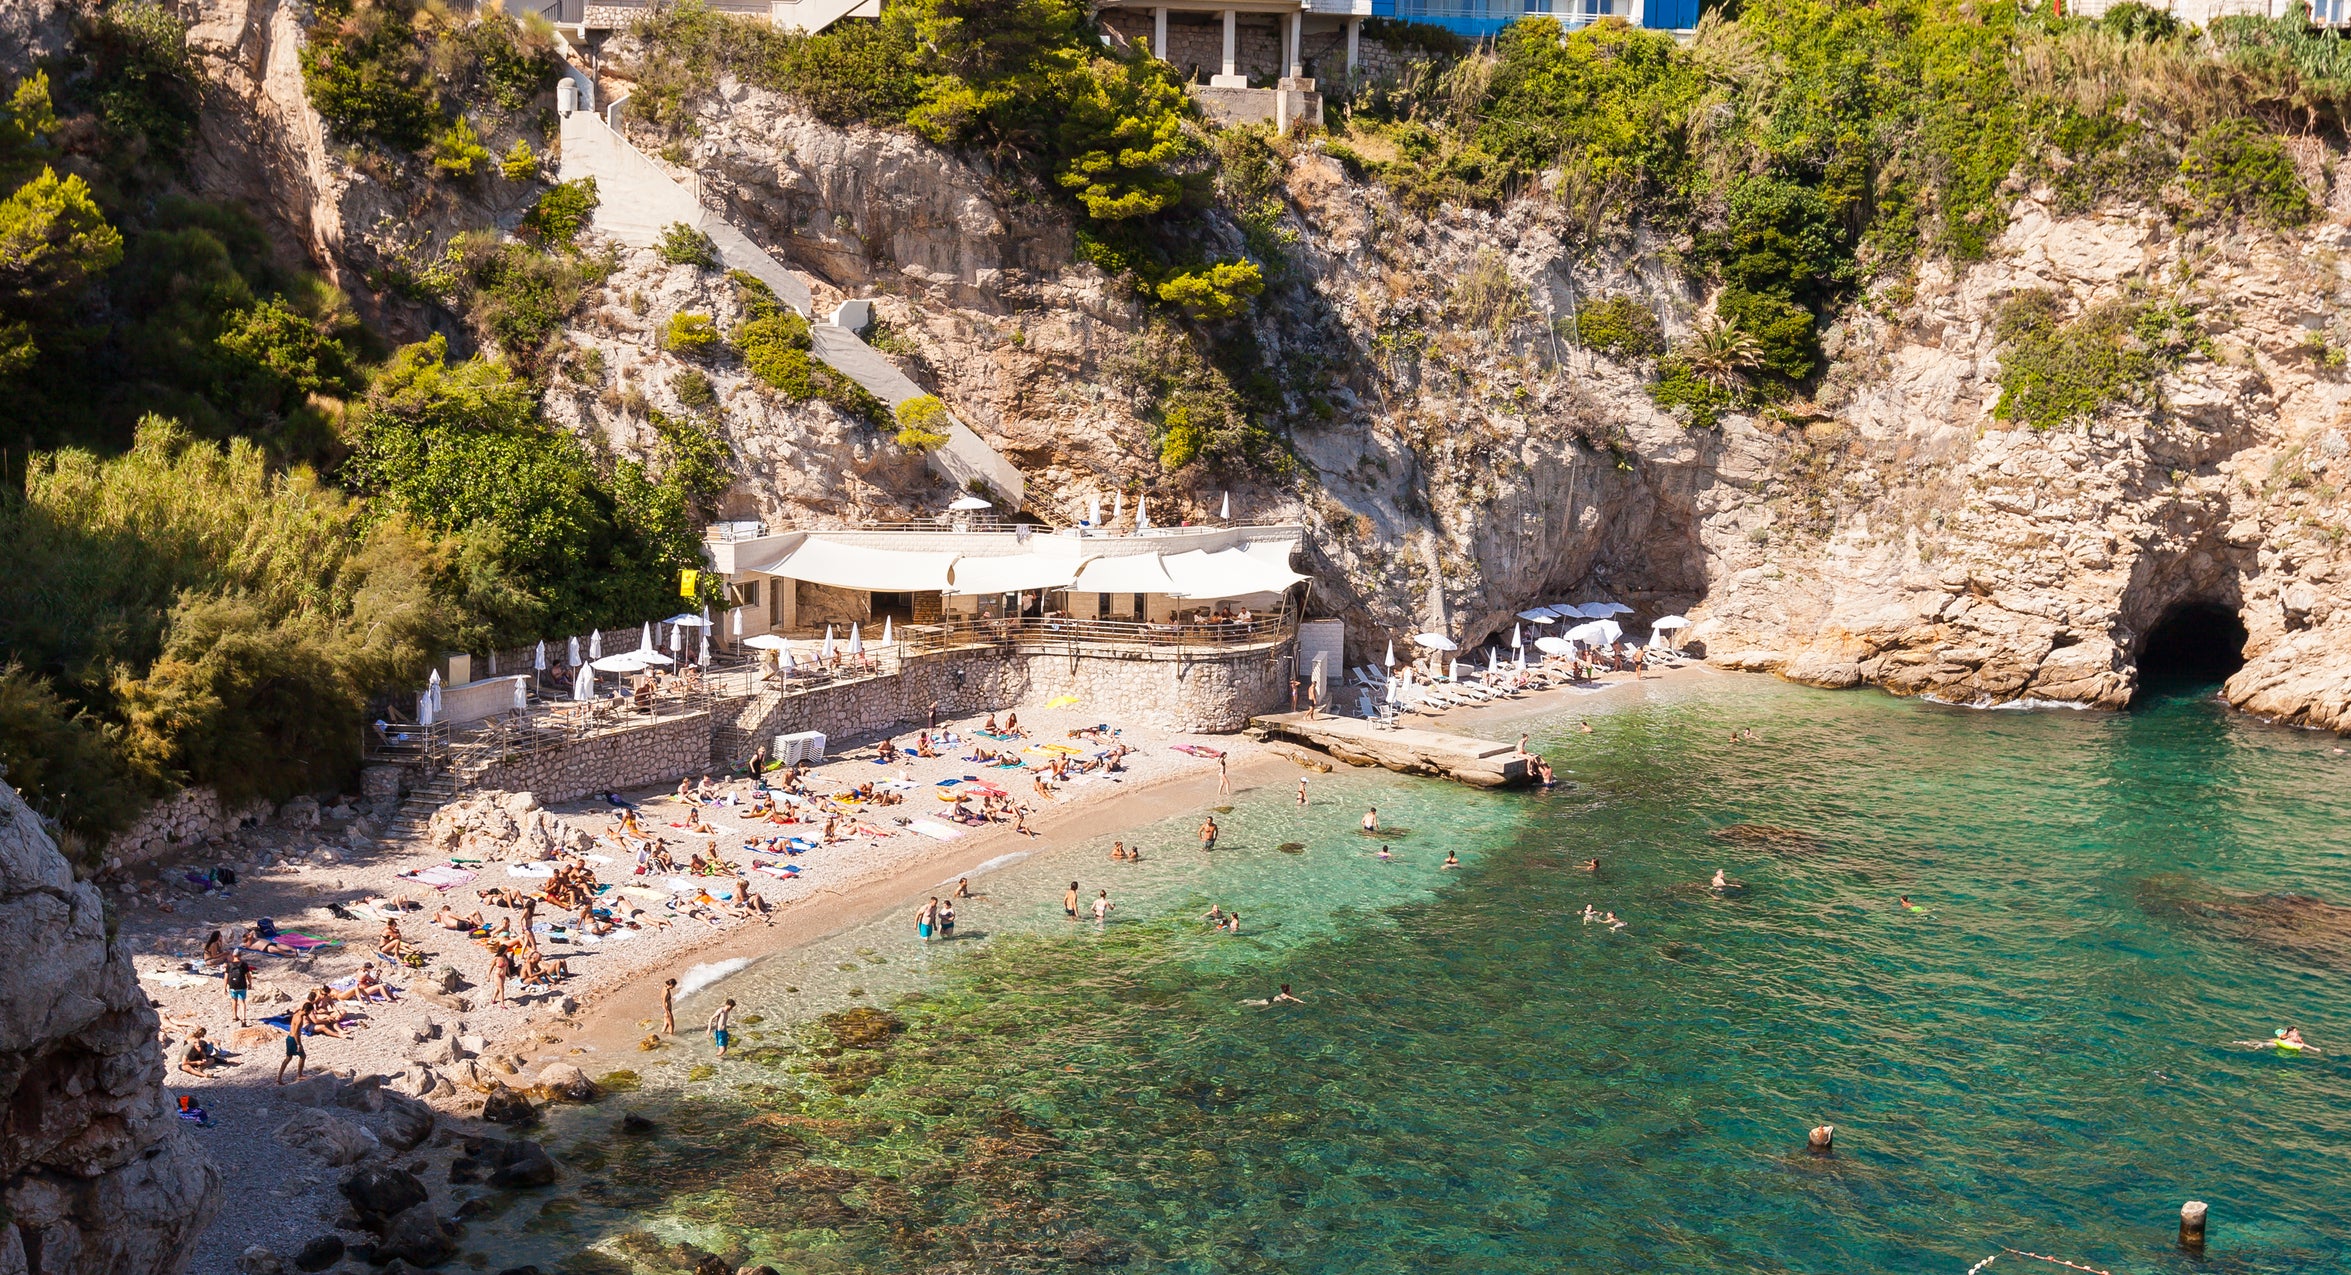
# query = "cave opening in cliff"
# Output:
<box><xmin>2134</xmin><ymin>603</ymin><xmax>2248</xmax><ymax>700</ymax></box>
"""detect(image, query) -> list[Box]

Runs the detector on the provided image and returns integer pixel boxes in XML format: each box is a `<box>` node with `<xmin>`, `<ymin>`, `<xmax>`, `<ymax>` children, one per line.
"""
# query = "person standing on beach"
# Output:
<box><xmin>277</xmin><ymin>1001</ymin><xmax>308</xmax><ymax>1085</ymax></box>
<box><xmin>1296</xmin><ymin>777</ymin><xmax>1309</xmax><ymax>807</ymax></box>
<box><xmin>1065</xmin><ymin>881</ymin><xmax>1080</xmax><ymax>919</ymax></box>
<box><xmin>928</xmin><ymin>699</ymin><xmax>940</xmax><ymax>731</ymax></box>
<box><xmin>490</xmin><ymin>946</ymin><xmax>514</xmax><ymax>1007</ymax></box>
<box><xmin>1093</xmin><ymin>890</ymin><xmax>1112</xmax><ymax>923</ymax></box>
<box><xmin>224</xmin><ymin>953</ymin><xmax>251</xmax><ymax>1025</ymax></box>
<box><xmin>1199</xmin><ymin>817</ymin><xmax>1219</xmax><ymax>851</ymax></box>
<box><xmin>1218</xmin><ymin>754</ymin><xmax>1230</xmax><ymax>796</ymax></box>
<box><xmin>662</xmin><ymin>977</ymin><xmax>678</xmax><ymax>1035</ymax></box>
<box><xmin>709</xmin><ymin>999</ymin><xmax>735</xmax><ymax>1058</ymax></box>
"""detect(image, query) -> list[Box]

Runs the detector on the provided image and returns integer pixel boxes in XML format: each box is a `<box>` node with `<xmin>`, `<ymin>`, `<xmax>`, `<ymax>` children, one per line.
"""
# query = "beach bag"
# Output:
<box><xmin>215</xmin><ymin>867</ymin><xmax>237</xmax><ymax>886</ymax></box>
<box><xmin>255</xmin><ymin>917</ymin><xmax>279</xmax><ymax>937</ymax></box>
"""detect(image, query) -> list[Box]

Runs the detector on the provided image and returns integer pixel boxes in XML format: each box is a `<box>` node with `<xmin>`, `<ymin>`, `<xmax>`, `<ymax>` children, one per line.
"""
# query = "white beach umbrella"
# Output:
<box><xmin>534</xmin><ymin>640</ymin><xmax>547</xmax><ymax>672</ymax></box>
<box><xmin>1594</xmin><ymin>619</ymin><xmax>1624</xmax><ymax>643</ymax></box>
<box><xmin>880</xmin><ymin>616</ymin><xmax>893</xmax><ymax>645</ymax></box>
<box><xmin>1515</xmin><ymin>643</ymin><xmax>1527</xmax><ymax>670</ymax></box>
<box><xmin>731</xmin><ymin>607</ymin><xmax>742</xmax><ymax>638</ymax></box>
<box><xmin>1385</xmin><ymin>674</ymin><xmax>1399</xmax><ymax>704</ymax></box>
<box><xmin>781</xmin><ymin>641</ymin><xmax>798</xmax><ymax>672</ymax></box>
<box><xmin>950</xmin><ymin>495</ymin><xmax>993</xmax><ymax>511</ymax></box>
<box><xmin>591</xmin><ymin>652</ymin><xmax>648</xmax><ymax>672</ymax></box>
<box><xmin>699</xmin><ymin>625</ymin><xmax>711</xmax><ymax>666</ymax></box>
<box><xmin>420</xmin><ymin>671</ymin><xmax>439</xmax><ymax>726</ymax></box>
<box><xmin>568</xmin><ymin>635</ymin><xmax>581</xmax><ymax>667</ymax></box>
<box><xmin>1111</xmin><ymin>490</ymin><xmax>1123</xmax><ymax>526</ymax></box>
<box><xmin>821</xmin><ymin>626</ymin><xmax>837</xmax><ymax>662</ymax></box>
<box><xmin>1136</xmin><ymin>494</ymin><xmax>1151</xmax><ymax>531</ymax></box>
<box><xmin>1088</xmin><ymin>493</ymin><xmax>1102</xmax><ymax>526</ymax></box>
<box><xmin>665</xmin><ymin>612</ymin><xmax>705</xmax><ymax>626</ymax></box>
<box><xmin>741</xmin><ymin>634</ymin><xmax>788</xmax><ymax>650</ymax></box>
<box><xmin>1536</xmin><ymin>635</ymin><xmax>1574</xmax><ymax>656</ymax></box>
<box><xmin>669</xmin><ymin>623</ymin><xmax>684</xmax><ymax>655</ymax></box>
<box><xmin>640</xmin><ymin>622</ymin><xmax>655</xmax><ymax>654</ymax></box>
<box><xmin>1512</xmin><ymin>622</ymin><xmax>1523</xmax><ymax>648</ymax></box>
<box><xmin>574</xmin><ymin>664</ymin><xmax>593</xmax><ymax>700</ymax></box>
<box><xmin>1384</xmin><ymin>640</ymin><xmax>1395</xmax><ymax>668</ymax></box>
<box><xmin>589</xmin><ymin>629</ymin><xmax>603</xmax><ymax>659</ymax></box>
<box><xmin>1449</xmin><ymin>658</ymin><xmax>1462</xmax><ymax>681</ymax></box>
<box><xmin>1516</xmin><ymin>609</ymin><xmax>1556</xmax><ymax>623</ymax></box>
<box><xmin>1564</xmin><ymin>622</ymin><xmax>1601</xmax><ymax>645</ymax></box>
<box><xmin>1486</xmin><ymin>647</ymin><xmax>1498</xmax><ymax>675</ymax></box>
<box><xmin>1219</xmin><ymin>492</ymin><xmax>1230</xmax><ymax>520</ymax></box>
<box><xmin>511</xmin><ymin>677</ymin><xmax>528</xmax><ymax>710</ymax></box>
<box><xmin>1412</xmin><ymin>633</ymin><xmax>1458</xmax><ymax>651</ymax></box>
<box><xmin>1652</xmin><ymin>614</ymin><xmax>1691</xmax><ymax>630</ymax></box>
<box><xmin>849</xmin><ymin>623</ymin><xmax>865</xmax><ymax>656</ymax></box>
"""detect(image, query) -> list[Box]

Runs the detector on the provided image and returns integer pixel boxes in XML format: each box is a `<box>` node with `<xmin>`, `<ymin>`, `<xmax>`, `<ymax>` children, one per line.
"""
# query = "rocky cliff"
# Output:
<box><xmin>0</xmin><ymin>785</ymin><xmax>220</xmax><ymax>1274</ymax></box>
<box><xmin>163</xmin><ymin>6</ymin><xmax>2351</xmax><ymax>734</ymax></box>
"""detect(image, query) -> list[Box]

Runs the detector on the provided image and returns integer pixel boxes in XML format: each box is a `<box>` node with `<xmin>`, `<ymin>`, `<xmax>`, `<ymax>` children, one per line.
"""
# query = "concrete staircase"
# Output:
<box><xmin>554</xmin><ymin>78</ymin><xmax>1026</xmax><ymax>506</ymax></box>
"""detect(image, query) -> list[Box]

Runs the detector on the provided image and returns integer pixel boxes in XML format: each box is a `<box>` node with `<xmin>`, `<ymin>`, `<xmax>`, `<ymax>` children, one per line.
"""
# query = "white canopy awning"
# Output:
<box><xmin>1160</xmin><ymin>548</ymin><xmax>1305</xmax><ymax>598</ymax></box>
<box><xmin>1072</xmin><ymin>552</ymin><xmax>1177</xmax><ymax>595</ymax></box>
<box><xmin>742</xmin><ymin>538</ymin><xmax>959</xmax><ymax>592</ymax></box>
<box><xmin>947</xmin><ymin>553</ymin><xmax>1080</xmax><ymax>596</ymax></box>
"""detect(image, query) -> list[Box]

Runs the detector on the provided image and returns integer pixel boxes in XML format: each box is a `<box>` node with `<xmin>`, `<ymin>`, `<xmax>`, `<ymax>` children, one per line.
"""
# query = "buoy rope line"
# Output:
<box><xmin>1965</xmin><ymin>1255</ymin><xmax>1999</xmax><ymax>1274</ymax></box>
<box><xmin>1999</xmin><ymin>1246</ymin><xmax>2112</xmax><ymax>1275</ymax></box>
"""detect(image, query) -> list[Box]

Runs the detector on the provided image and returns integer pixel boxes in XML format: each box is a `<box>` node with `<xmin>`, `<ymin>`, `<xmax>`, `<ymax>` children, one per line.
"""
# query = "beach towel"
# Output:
<box><xmin>907</xmin><ymin>819</ymin><xmax>966</xmax><ymax>841</ymax></box>
<box><xmin>1039</xmin><ymin>743</ymin><xmax>1084</xmax><ymax>755</ymax></box>
<box><xmin>142</xmin><ymin>969</ymin><xmax>216</xmax><ymax>988</ymax></box>
<box><xmin>505</xmin><ymin>863</ymin><xmax>556</xmax><ymax>878</ymax></box>
<box><xmin>753</xmin><ymin>864</ymin><xmax>800</xmax><ymax>881</ymax></box>
<box><xmin>977</xmin><ymin>729</ymin><xmax>1018</xmax><ymax>740</ymax></box>
<box><xmin>619</xmin><ymin>886</ymin><xmax>669</xmax><ymax>902</ymax></box>
<box><xmin>1045</xmin><ymin>695</ymin><xmax>1079</xmax><ymax>708</ymax></box>
<box><xmin>278</xmin><ymin>934</ymin><xmax>340</xmax><ymax>951</ymax></box>
<box><xmin>1170</xmin><ymin>744</ymin><xmax>1226</xmax><ymax>758</ymax></box>
<box><xmin>400</xmin><ymin>865</ymin><xmax>476</xmax><ymax>889</ymax></box>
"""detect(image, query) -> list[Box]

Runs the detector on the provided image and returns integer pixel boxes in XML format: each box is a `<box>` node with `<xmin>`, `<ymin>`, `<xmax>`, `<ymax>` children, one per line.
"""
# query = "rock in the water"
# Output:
<box><xmin>531</xmin><ymin>1062</ymin><xmax>599</xmax><ymax>1103</ymax></box>
<box><xmin>374</xmin><ymin>1204</ymin><xmax>458</xmax><ymax>1268</ymax></box>
<box><xmin>236</xmin><ymin>1245</ymin><xmax>285</xmax><ymax>1274</ymax></box>
<box><xmin>620</xmin><ymin>1113</ymin><xmax>656</xmax><ymax>1134</ymax></box>
<box><xmin>481</xmin><ymin>1138</ymin><xmax>560</xmax><ymax>1189</ymax></box>
<box><xmin>482</xmin><ymin>1086</ymin><xmax>539</xmax><ymax>1126</ymax></box>
<box><xmin>277</xmin><ymin>1107</ymin><xmax>379</xmax><ymax>1166</ymax></box>
<box><xmin>338</xmin><ymin>1164</ymin><xmax>428</xmax><ymax>1227</ymax></box>
<box><xmin>292</xmin><ymin>1235</ymin><xmax>346</xmax><ymax>1272</ymax></box>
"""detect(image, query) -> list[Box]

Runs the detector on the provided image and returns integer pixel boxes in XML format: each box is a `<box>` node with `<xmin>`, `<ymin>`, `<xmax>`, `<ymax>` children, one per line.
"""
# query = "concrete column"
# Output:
<box><xmin>1154</xmin><ymin>4</ymin><xmax>1167</xmax><ymax>58</ymax></box>
<box><xmin>1212</xmin><ymin>8</ymin><xmax>1246</xmax><ymax>86</ymax></box>
<box><xmin>1285</xmin><ymin>10</ymin><xmax>1302</xmax><ymax>79</ymax></box>
<box><xmin>1629</xmin><ymin>0</ymin><xmax>1647</xmax><ymax>26</ymax></box>
<box><xmin>1346</xmin><ymin>17</ymin><xmax>1360</xmax><ymax>77</ymax></box>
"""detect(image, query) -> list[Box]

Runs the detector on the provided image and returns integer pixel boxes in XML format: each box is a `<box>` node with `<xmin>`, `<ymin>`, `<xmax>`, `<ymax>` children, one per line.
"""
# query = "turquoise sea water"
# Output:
<box><xmin>493</xmin><ymin>670</ymin><xmax>2351</xmax><ymax>1275</ymax></box>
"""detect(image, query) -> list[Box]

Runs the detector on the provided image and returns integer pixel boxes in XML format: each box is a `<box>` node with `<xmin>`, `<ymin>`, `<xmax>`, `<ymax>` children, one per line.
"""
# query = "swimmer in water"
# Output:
<box><xmin>2279</xmin><ymin>1027</ymin><xmax>2308</xmax><ymax>1048</ymax></box>
<box><xmin>1443</xmin><ymin>850</ymin><xmax>1460</xmax><ymax>869</ymax></box>
<box><xmin>1580</xmin><ymin>858</ymin><xmax>1600</xmax><ymax>872</ymax></box>
<box><xmin>1376</xmin><ymin>844</ymin><xmax>1393</xmax><ymax>862</ymax></box>
<box><xmin>1577</xmin><ymin>719</ymin><xmax>1594</xmax><ymax>734</ymax></box>
<box><xmin>1711</xmin><ymin>869</ymin><xmax>1728</xmax><ymax>891</ymax></box>
<box><xmin>1605</xmin><ymin>911</ymin><xmax>1626</xmax><ymax>932</ymax></box>
<box><xmin>1581</xmin><ymin>904</ymin><xmax>1597</xmax><ymax>924</ymax></box>
<box><xmin>1362</xmin><ymin>807</ymin><xmax>1378</xmax><ymax>833</ymax></box>
<box><xmin>1899</xmin><ymin>894</ymin><xmax>1920</xmax><ymax>912</ymax></box>
<box><xmin>1272</xmin><ymin>984</ymin><xmax>1303</xmax><ymax>1004</ymax></box>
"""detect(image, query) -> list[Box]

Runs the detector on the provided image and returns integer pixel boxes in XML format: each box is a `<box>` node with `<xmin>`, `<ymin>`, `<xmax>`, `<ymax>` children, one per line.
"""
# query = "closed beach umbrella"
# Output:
<box><xmin>1515</xmin><ymin>643</ymin><xmax>1526</xmax><ymax>669</ymax></box>
<box><xmin>1512</xmin><ymin>622</ymin><xmax>1523</xmax><ymax>648</ymax></box>
<box><xmin>1136</xmin><ymin>494</ymin><xmax>1151</xmax><ymax>531</ymax></box>
<box><xmin>849</xmin><ymin>623</ymin><xmax>865</xmax><ymax>656</ymax></box>
<box><xmin>731</xmin><ymin>607</ymin><xmax>742</xmax><ymax>638</ymax></box>
<box><xmin>821</xmin><ymin>626</ymin><xmax>836</xmax><ymax>662</ymax></box>
<box><xmin>1449</xmin><ymin>658</ymin><xmax>1462</xmax><ymax>681</ymax></box>
<box><xmin>511</xmin><ymin>677</ymin><xmax>528</xmax><ymax>710</ymax></box>
<box><xmin>575</xmin><ymin>664</ymin><xmax>593</xmax><ymax>700</ymax></box>
<box><xmin>699</xmin><ymin>625</ymin><xmax>711</xmax><ymax>666</ymax></box>
<box><xmin>589</xmin><ymin>629</ymin><xmax>602</xmax><ymax>659</ymax></box>
<box><xmin>568</xmin><ymin>635</ymin><xmax>580</xmax><ymax>667</ymax></box>
<box><xmin>1486</xmin><ymin>647</ymin><xmax>1497</xmax><ymax>675</ymax></box>
<box><xmin>534</xmin><ymin>640</ymin><xmax>547</xmax><ymax>672</ymax></box>
<box><xmin>1111</xmin><ymin>490</ymin><xmax>1123</xmax><ymax>525</ymax></box>
<box><xmin>1088</xmin><ymin>493</ymin><xmax>1102</xmax><ymax>526</ymax></box>
<box><xmin>782</xmin><ymin>641</ymin><xmax>798</xmax><ymax>672</ymax></box>
<box><xmin>1384</xmin><ymin>640</ymin><xmax>1395</xmax><ymax>668</ymax></box>
<box><xmin>1219</xmin><ymin>491</ymin><xmax>1230</xmax><ymax>520</ymax></box>
<box><xmin>880</xmin><ymin>616</ymin><xmax>893</xmax><ymax>645</ymax></box>
<box><xmin>420</xmin><ymin>671</ymin><xmax>439</xmax><ymax>726</ymax></box>
<box><xmin>641</xmin><ymin>622</ymin><xmax>655</xmax><ymax>654</ymax></box>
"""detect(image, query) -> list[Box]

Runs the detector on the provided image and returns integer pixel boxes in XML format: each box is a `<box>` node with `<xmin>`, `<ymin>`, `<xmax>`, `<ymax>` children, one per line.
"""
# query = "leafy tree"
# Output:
<box><xmin>657</xmin><ymin>221</ymin><xmax>720</xmax><ymax>268</ymax></box>
<box><xmin>0</xmin><ymin>664</ymin><xmax>143</xmax><ymax>844</ymax></box>
<box><xmin>0</xmin><ymin>168</ymin><xmax>125</xmax><ymax>304</ymax></box>
<box><xmin>1156</xmin><ymin>261</ymin><xmax>1264</xmax><ymax>321</ymax></box>
<box><xmin>1050</xmin><ymin>53</ymin><xmax>1190</xmax><ymax>220</ymax></box>
<box><xmin>894</xmin><ymin>394</ymin><xmax>951</xmax><ymax>451</ymax></box>
<box><xmin>0</xmin><ymin>72</ymin><xmax>59</xmax><ymax>177</ymax></box>
<box><xmin>431</xmin><ymin>115</ymin><xmax>491</xmax><ymax>178</ymax></box>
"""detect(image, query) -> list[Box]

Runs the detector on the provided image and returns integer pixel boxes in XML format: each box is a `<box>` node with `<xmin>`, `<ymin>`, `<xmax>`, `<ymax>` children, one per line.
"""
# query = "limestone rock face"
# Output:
<box><xmin>0</xmin><ymin>786</ymin><xmax>220</xmax><ymax>1274</ymax></box>
<box><xmin>424</xmin><ymin>791</ymin><xmax>590</xmax><ymax>862</ymax></box>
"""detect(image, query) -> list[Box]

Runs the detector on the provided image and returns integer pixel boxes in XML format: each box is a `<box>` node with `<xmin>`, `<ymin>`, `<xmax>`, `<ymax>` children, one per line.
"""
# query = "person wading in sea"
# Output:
<box><xmin>1065</xmin><ymin>881</ymin><xmax>1081</xmax><ymax>919</ymax></box>
<box><xmin>1199</xmin><ymin>817</ymin><xmax>1219</xmax><ymax>851</ymax></box>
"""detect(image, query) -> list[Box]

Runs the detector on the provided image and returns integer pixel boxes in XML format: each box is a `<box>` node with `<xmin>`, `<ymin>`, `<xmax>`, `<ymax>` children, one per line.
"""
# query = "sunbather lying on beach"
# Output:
<box><xmin>432</xmin><ymin>904</ymin><xmax>483</xmax><ymax>931</ymax></box>
<box><xmin>241</xmin><ymin>926</ymin><xmax>295</xmax><ymax>956</ymax></box>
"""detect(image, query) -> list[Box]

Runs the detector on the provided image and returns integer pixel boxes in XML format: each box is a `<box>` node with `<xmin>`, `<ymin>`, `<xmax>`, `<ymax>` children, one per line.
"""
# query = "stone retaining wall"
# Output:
<box><xmin>723</xmin><ymin>643</ymin><xmax>1294</xmax><ymax>764</ymax></box>
<box><xmin>464</xmin><ymin>712</ymin><xmax>715</xmax><ymax>804</ymax></box>
<box><xmin>105</xmin><ymin>786</ymin><xmax>275</xmax><ymax>867</ymax></box>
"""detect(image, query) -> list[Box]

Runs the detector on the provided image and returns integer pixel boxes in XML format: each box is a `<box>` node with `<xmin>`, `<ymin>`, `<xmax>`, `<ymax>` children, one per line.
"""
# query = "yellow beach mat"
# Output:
<box><xmin>1045</xmin><ymin>695</ymin><xmax>1079</xmax><ymax>708</ymax></box>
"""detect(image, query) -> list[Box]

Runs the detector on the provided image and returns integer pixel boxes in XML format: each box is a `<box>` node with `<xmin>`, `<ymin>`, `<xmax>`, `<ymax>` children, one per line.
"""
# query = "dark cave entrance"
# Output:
<box><xmin>2133</xmin><ymin>603</ymin><xmax>2248</xmax><ymax>701</ymax></box>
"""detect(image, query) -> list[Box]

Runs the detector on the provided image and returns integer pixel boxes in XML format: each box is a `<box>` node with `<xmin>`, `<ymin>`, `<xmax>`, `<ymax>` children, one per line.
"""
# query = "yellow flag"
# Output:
<box><xmin>680</xmin><ymin>569</ymin><xmax>699</xmax><ymax>597</ymax></box>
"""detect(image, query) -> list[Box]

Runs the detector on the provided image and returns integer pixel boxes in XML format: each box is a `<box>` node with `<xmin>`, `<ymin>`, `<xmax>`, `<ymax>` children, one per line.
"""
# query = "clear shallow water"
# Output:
<box><xmin>490</xmin><ymin>674</ymin><xmax>2351</xmax><ymax>1274</ymax></box>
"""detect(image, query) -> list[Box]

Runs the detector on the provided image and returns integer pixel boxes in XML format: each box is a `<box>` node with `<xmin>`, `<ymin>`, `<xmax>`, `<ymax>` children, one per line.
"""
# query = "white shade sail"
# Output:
<box><xmin>1160</xmin><ymin>548</ymin><xmax>1305</xmax><ymax>599</ymax></box>
<box><xmin>744</xmin><ymin>539</ymin><xmax>959</xmax><ymax>593</ymax></box>
<box><xmin>948</xmin><ymin>553</ymin><xmax>1080</xmax><ymax>595</ymax></box>
<box><xmin>1072</xmin><ymin>552</ymin><xmax>1177</xmax><ymax>595</ymax></box>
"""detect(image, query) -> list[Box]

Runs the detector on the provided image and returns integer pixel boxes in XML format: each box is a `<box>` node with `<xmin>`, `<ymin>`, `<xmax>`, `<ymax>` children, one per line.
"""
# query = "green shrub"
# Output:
<box><xmin>500</xmin><ymin>138</ymin><xmax>539</xmax><ymax>181</ymax></box>
<box><xmin>298</xmin><ymin>1</ymin><xmax>441</xmax><ymax>151</ymax></box>
<box><xmin>451</xmin><ymin>237</ymin><xmax>591</xmax><ymax>366</ymax></box>
<box><xmin>1156</xmin><ymin>261</ymin><xmax>1264</xmax><ymax>321</ymax></box>
<box><xmin>1992</xmin><ymin>290</ymin><xmax>2199</xmax><ymax>430</ymax></box>
<box><xmin>657</xmin><ymin>221</ymin><xmax>719</xmax><ymax>268</ymax></box>
<box><xmin>2179</xmin><ymin>117</ymin><xmax>2313</xmax><ymax>229</ymax></box>
<box><xmin>1648</xmin><ymin>358</ymin><xmax>1738</xmax><ymax>430</ymax></box>
<box><xmin>671</xmin><ymin>368</ymin><xmax>716</xmax><ymax>409</ymax></box>
<box><xmin>735</xmin><ymin>308</ymin><xmax>888</xmax><ymax>423</ymax></box>
<box><xmin>0</xmin><ymin>664</ymin><xmax>143</xmax><ymax>842</ymax></box>
<box><xmin>521</xmin><ymin>178</ymin><xmax>599</xmax><ymax>247</ymax></box>
<box><xmin>1574</xmin><ymin>296</ymin><xmax>1664</xmax><ymax>361</ymax></box>
<box><xmin>430</xmin><ymin>115</ymin><xmax>490</xmax><ymax>178</ymax></box>
<box><xmin>663</xmin><ymin>311</ymin><xmax>721</xmax><ymax>355</ymax></box>
<box><xmin>84</xmin><ymin>3</ymin><xmax>202</xmax><ymax>169</ymax></box>
<box><xmin>1715</xmin><ymin>287</ymin><xmax>1819</xmax><ymax>383</ymax></box>
<box><xmin>893</xmin><ymin>394</ymin><xmax>951</xmax><ymax>451</ymax></box>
